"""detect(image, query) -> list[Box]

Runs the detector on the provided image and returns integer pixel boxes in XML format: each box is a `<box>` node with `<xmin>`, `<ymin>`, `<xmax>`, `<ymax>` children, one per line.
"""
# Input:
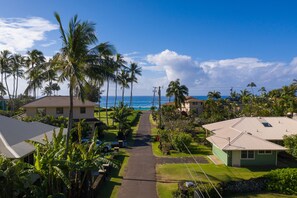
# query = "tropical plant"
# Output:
<box><xmin>128</xmin><ymin>62</ymin><xmax>142</xmax><ymax>107</ymax></box>
<box><xmin>0</xmin><ymin>50</ymin><xmax>13</xmax><ymax>100</ymax></box>
<box><xmin>207</xmin><ymin>90</ymin><xmax>221</xmax><ymax>100</ymax></box>
<box><xmin>0</xmin><ymin>82</ymin><xmax>6</xmax><ymax>96</ymax></box>
<box><xmin>166</xmin><ymin>79</ymin><xmax>189</xmax><ymax>109</ymax></box>
<box><xmin>110</xmin><ymin>102</ymin><xmax>132</xmax><ymax>138</ymax></box>
<box><xmin>113</xmin><ymin>54</ymin><xmax>127</xmax><ymax>108</ymax></box>
<box><xmin>247</xmin><ymin>82</ymin><xmax>257</xmax><ymax>95</ymax></box>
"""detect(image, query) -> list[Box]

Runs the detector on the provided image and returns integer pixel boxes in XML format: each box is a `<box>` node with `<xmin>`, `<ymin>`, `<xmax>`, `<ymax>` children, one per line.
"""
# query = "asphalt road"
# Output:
<box><xmin>118</xmin><ymin>111</ymin><xmax>158</xmax><ymax>198</ymax></box>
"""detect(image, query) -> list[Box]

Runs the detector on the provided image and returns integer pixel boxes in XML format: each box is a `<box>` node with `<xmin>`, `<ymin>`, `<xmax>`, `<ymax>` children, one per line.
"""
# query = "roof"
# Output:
<box><xmin>203</xmin><ymin>117</ymin><xmax>297</xmax><ymax>151</ymax></box>
<box><xmin>0</xmin><ymin>115</ymin><xmax>66</xmax><ymax>158</ymax></box>
<box><xmin>23</xmin><ymin>96</ymin><xmax>96</xmax><ymax>108</ymax></box>
<box><xmin>185</xmin><ymin>96</ymin><xmax>204</xmax><ymax>103</ymax></box>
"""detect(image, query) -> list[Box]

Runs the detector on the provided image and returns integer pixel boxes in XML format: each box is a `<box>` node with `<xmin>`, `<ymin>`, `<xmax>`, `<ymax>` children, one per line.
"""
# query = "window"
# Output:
<box><xmin>80</xmin><ymin>107</ymin><xmax>86</xmax><ymax>114</ymax></box>
<box><xmin>258</xmin><ymin>150</ymin><xmax>272</xmax><ymax>155</ymax></box>
<box><xmin>241</xmin><ymin>150</ymin><xmax>254</xmax><ymax>159</ymax></box>
<box><xmin>262</xmin><ymin>122</ymin><xmax>272</xmax><ymax>127</ymax></box>
<box><xmin>192</xmin><ymin>102</ymin><xmax>198</xmax><ymax>105</ymax></box>
<box><xmin>36</xmin><ymin>107</ymin><xmax>46</xmax><ymax>115</ymax></box>
<box><xmin>56</xmin><ymin>107</ymin><xmax>63</xmax><ymax>115</ymax></box>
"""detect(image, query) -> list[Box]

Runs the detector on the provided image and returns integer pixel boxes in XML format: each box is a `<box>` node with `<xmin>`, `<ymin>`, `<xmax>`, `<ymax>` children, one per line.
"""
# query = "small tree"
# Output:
<box><xmin>283</xmin><ymin>134</ymin><xmax>297</xmax><ymax>158</ymax></box>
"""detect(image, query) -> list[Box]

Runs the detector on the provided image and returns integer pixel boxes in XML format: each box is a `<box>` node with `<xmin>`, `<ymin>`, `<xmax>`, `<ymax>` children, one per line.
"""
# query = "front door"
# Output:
<box><xmin>232</xmin><ymin>150</ymin><xmax>241</xmax><ymax>167</ymax></box>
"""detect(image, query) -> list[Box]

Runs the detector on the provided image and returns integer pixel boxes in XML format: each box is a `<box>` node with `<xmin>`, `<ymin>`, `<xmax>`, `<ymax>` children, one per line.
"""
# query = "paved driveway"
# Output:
<box><xmin>118</xmin><ymin>111</ymin><xmax>158</xmax><ymax>198</ymax></box>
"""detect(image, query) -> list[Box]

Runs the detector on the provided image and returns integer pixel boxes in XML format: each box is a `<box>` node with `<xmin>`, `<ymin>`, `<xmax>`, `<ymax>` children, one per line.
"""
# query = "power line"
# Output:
<box><xmin>181</xmin><ymin>141</ymin><xmax>223</xmax><ymax>198</ymax></box>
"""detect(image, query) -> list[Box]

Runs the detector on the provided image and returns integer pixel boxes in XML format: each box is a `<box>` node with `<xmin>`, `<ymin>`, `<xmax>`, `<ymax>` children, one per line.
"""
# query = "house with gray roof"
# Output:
<box><xmin>0</xmin><ymin>115</ymin><xmax>65</xmax><ymax>160</ymax></box>
<box><xmin>23</xmin><ymin>96</ymin><xmax>96</xmax><ymax>120</ymax></box>
<box><xmin>202</xmin><ymin>117</ymin><xmax>297</xmax><ymax>167</ymax></box>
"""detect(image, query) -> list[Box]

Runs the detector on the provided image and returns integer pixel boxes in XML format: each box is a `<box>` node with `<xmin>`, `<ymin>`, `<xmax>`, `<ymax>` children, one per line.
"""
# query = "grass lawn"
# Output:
<box><xmin>152</xmin><ymin>141</ymin><xmax>212</xmax><ymax>157</ymax></box>
<box><xmin>97</xmin><ymin>149</ymin><xmax>129</xmax><ymax>198</ymax></box>
<box><xmin>156</xmin><ymin>163</ymin><xmax>274</xmax><ymax>198</ymax></box>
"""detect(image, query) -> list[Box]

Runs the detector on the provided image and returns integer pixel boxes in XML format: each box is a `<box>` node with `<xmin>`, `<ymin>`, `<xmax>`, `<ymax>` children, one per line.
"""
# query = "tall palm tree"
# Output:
<box><xmin>118</xmin><ymin>69</ymin><xmax>130</xmax><ymax>103</ymax></box>
<box><xmin>88</xmin><ymin>42</ymin><xmax>116</xmax><ymax>125</ymax></box>
<box><xmin>128</xmin><ymin>62</ymin><xmax>142</xmax><ymax>107</ymax></box>
<box><xmin>247</xmin><ymin>82</ymin><xmax>257</xmax><ymax>95</ymax></box>
<box><xmin>54</xmin><ymin>12</ymin><xmax>97</xmax><ymax>156</ymax></box>
<box><xmin>114</xmin><ymin>54</ymin><xmax>126</xmax><ymax>108</ymax></box>
<box><xmin>25</xmin><ymin>49</ymin><xmax>46</xmax><ymax>98</ymax></box>
<box><xmin>0</xmin><ymin>50</ymin><xmax>13</xmax><ymax>100</ymax></box>
<box><xmin>11</xmin><ymin>54</ymin><xmax>25</xmax><ymax>98</ymax></box>
<box><xmin>0</xmin><ymin>82</ymin><xmax>6</xmax><ymax>96</ymax></box>
<box><xmin>166</xmin><ymin>79</ymin><xmax>189</xmax><ymax>109</ymax></box>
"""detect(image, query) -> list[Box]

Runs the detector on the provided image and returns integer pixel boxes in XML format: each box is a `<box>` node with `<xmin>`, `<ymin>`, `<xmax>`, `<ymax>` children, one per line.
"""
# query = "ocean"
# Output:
<box><xmin>99</xmin><ymin>96</ymin><xmax>212</xmax><ymax>110</ymax></box>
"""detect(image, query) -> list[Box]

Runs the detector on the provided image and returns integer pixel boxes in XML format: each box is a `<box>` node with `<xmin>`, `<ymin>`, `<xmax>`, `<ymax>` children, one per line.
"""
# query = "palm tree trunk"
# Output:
<box><xmin>130</xmin><ymin>81</ymin><xmax>133</xmax><ymax>107</ymax></box>
<box><xmin>4</xmin><ymin>72</ymin><xmax>11</xmax><ymax>102</ymax></box>
<box><xmin>15</xmin><ymin>72</ymin><xmax>19</xmax><ymax>98</ymax></box>
<box><xmin>1</xmin><ymin>69</ymin><xmax>3</xmax><ymax>96</ymax></box>
<box><xmin>122</xmin><ymin>87</ymin><xmax>124</xmax><ymax>103</ymax></box>
<box><xmin>106</xmin><ymin>79</ymin><xmax>109</xmax><ymax>126</ymax></box>
<box><xmin>65</xmin><ymin>85</ymin><xmax>73</xmax><ymax>158</ymax></box>
<box><xmin>12</xmin><ymin>74</ymin><xmax>15</xmax><ymax>99</ymax></box>
<box><xmin>98</xmin><ymin>83</ymin><xmax>101</xmax><ymax>120</ymax></box>
<box><xmin>114</xmin><ymin>71</ymin><xmax>118</xmax><ymax>107</ymax></box>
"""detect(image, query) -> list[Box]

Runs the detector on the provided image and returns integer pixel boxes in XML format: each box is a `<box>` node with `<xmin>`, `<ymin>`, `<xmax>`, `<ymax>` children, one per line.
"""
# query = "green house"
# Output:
<box><xmin>203</xmin><ymin>117</ymin><xmax>294</xmax><ymax>167</ymax></box>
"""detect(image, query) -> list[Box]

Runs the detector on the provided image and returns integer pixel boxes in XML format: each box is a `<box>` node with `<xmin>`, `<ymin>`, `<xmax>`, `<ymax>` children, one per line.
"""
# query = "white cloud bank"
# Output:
<box><xmin>0</xmin><ymin>17</ymin><xmax>58</xmax><ymax>52</ymax></box>
<box><xmin>138</xmin><ymin>50</ymin><xmax>297</xmax><ymax>95</ymax></box>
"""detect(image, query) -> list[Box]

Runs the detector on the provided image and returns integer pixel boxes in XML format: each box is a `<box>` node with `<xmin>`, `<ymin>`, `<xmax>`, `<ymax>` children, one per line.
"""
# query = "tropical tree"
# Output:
<box><xmin>166</xmin><ymin>79</ymin><xmax>189</xmax><ymax>109</ymax></box>
<box><xmin>11</xmin><ymin>54</ymin><xmax>25</xmax><ymax>98</ymax></box>
<box><xmin>25</xmin><ymin>49</ymin><xmax>46</xmax><ymax>98</ymax></box>
<box><xmin>128</xmin><ymin>62</ymin><xmax>142</xmax><ymax>107</ymax></box>
<box><xmin>118</xmin><ymin>69</ymin><xmax>130</xmax><ymax>103</ymax></box>
<box><xmin>247</xmin><ymin>82</ymin><xmax>257</xmax><ymax>95</ymax></box>
<box><xmin>0</xmin><ymin>82</ymin><xmax>6</xmax><ymax>96</ymax></box>
<box><xmin>54</xmin><ymin>12</ymin><xmax>98</xmax><ymax>156</ymax></box>
<box><xmin>207</xmin><ymin>90</ymin><xmax>221</xmax><ymax>100</ymax></box>
<box><xmin>0</xmin><ymin>50</ymin><xmax>12</xmax><ymax>100</ymax></box>
<box><xmin>110</xmin><ymin>102</ymin><xmax>132</xmax><ymax>138</ymax></box>
<box><xmin>114</xmin><ymin>54</ymin><xmax>126</xmax><ymax>108</ymax></box>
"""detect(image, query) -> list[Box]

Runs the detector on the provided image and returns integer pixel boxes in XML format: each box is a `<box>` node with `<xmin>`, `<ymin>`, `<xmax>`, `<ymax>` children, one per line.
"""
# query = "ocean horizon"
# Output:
<box><xmin>99</xmin><ymin>95</ymin><xmax>227</xmax><ymax>110</ymax></box>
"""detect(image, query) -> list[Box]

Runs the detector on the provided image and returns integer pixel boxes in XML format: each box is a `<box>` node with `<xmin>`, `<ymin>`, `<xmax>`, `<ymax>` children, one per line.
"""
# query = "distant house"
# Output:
<box><xmin>162</xmin><ymin>96</ymin><xmax>204</xmax><ymax>114</ymax></box>
<box><xmin>23</xmin><ymin>96</ymin><xmax>96</xmax><ymax>120</ymax></box>
<box><xmin>202</xmin><ymin>117</ymin><xmax>297</xmax><ymax>167</ymax></box>
<box><xmin>0</xmin><ymin>115</ymin><xmax>65</xmax><ymax>162</ymax></box>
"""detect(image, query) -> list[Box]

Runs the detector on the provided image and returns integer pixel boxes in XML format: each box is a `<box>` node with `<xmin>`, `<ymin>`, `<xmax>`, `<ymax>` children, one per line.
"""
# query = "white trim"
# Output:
<box><xmin>258</xmin><ymin>150</ymin><xmax>272</xmax><ymax>155</ymax></box>
<box><xmin>0</xmin><ymin>132</ymin><xmax>20</xmax><ymax>158</ymax></box>
<box><xmin>240</xmin><ymin>150</ymin><xmax>255</xmax><ymax>160</ymax></box>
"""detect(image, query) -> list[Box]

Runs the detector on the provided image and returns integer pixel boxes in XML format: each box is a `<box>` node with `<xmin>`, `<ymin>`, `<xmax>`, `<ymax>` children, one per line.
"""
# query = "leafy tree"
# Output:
<box><xmin>166</xmin><ymin>79</ymin><xmax>189</xmax><ymax>109</ymax></box>
<box><xmin>283</xmin><ymin>134</ymin><xmax>297</xmax><ymax>158</ymax></box>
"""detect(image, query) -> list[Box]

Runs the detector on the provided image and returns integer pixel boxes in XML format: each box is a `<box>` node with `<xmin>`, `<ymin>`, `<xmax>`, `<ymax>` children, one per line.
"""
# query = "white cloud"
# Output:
<box><xmin>41</xmin><ymin>40</ymin><xmax>56</xmax><ymax>47</ymax></box>
<box><xmin>141</xmin><ymin>50</ymin><xmax>297</xmax><ymax>95</ymax></box>
<box><xmin>0</xmin><ymin>17</ymin><xmax>58</xmax><ymax>53</ymax></box>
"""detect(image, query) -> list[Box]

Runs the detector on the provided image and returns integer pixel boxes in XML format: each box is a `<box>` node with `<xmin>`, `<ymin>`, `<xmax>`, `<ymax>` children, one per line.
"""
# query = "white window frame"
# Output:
<box><xmin>241</xmin><ymin>150</ymin><xmax>255</xmax><ymax>160</ymax></box>
<box><xmin>258</xmin><ymin>150</ymin><xmax>272</xmax><ymax>155</ymax></box>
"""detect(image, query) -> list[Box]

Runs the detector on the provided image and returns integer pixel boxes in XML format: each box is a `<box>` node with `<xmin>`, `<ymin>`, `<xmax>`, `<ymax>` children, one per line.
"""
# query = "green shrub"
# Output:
<box><xmin>172</xmin><ymin>132</ymin><xmax>192</xmax><ymax>152</ymax></box>
<box><xmin>266</xmin><ymin>168</ymin><xmax>297</xmax><ymax>195</ymax></box>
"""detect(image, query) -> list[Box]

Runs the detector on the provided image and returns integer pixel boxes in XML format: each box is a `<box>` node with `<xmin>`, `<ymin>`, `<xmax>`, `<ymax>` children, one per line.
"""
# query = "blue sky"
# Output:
<box><xmin>1</xmin><ymin>0</ymin><xmax>297</xmax><ymax>96</ymax></box>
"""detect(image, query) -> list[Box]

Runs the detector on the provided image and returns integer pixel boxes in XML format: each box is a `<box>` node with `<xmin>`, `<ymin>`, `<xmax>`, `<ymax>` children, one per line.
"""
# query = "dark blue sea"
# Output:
<box><xmin>99</xmin><ymin>96</ymin><xmax>218</xmax><ymax>110</ymax></box>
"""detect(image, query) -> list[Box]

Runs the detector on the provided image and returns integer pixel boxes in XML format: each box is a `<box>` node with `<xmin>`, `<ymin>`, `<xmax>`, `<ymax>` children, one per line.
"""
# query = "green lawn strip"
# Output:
<box><xmin>152</xmin><ymin>141</ymin><xmax>212</xmax><ymax>157</ymax></box>
<box><xmin>97</xmin><ymin>149</ymin><xmax>130</xmax><ymax>197</ymax></box>
<box><xmin>157</xmin><ymin>183</ymin><xmax>177</xmax><ymax>198</ymax></box>
<box><xmin>156</xmin><ymin>163</ymin><xmax>273</xmax><ymax>198</ymax></box>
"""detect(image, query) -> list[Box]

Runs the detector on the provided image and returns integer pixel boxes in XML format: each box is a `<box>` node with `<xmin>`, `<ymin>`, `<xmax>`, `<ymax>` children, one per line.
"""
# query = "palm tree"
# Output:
<box><xmin>25</xmin><ymin>49</ymin><xmax>46</xmax><ymax>98</ymax></box>
<box><xmin>207</xmin><ymin>90</ymin><xmax>221</xmax><ymax>100</ymax></box>
<box><xmin>258</xmin><ymin>86</ymin><xmax>267</xmax><ymax>97</ymax></box>
<box><xmin>118</xmin><ymin>69</ymin><xmax>130</xmax><ymax>103</ymax></box>
<box><xmin>247</xmin><ymin>82</ymin><xmax>257</xmax><ymax>95</ymax></box>
<box><xmin>114</xmin><ymin>54</ymin><xmax>126</xmax><ymax>108</ymax></box>
<box><xmin>166</xmin><ymin>79</ymin><xmax>189</xmax><ymax>109</ymax></box>
<box><xmin>239</xmin><ymin>89</ymin><xmax>251</xmax><ymax>104</ymax></box>
<box><xmin>128</xmin><ymin>62</ymin><xmax>142</xmax><ymax>107</ymax></box>
<box><xmin>0</xmin><ymin>50</ymin><xmax>13</xmax><ymax>101</ymax></box>
<box><xmin>11</xmin><ymin>54</ymin><xmax>25</xmax><ymax>98</ymax></box>
<box><xmin>88</xmin><ymin>42</ymin><xmax>116</xmax><ymax>125</ymax></box>
<box><xmin>54</xmin><ymin>12</ymin><xmax>97</xmax><ymax>156</ymax></box>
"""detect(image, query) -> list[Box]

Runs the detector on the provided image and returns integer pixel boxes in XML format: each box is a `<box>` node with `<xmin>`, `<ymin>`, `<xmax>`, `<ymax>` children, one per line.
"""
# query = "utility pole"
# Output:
<box><xmin>152</xmin><ymin>87</ymin><xmax>157</xmax><ymax>107</ymax></box>
<box><xmin>158</xmin><ymin>86</ymin><xmax>162</xmax><ymax>128</ymax></box>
